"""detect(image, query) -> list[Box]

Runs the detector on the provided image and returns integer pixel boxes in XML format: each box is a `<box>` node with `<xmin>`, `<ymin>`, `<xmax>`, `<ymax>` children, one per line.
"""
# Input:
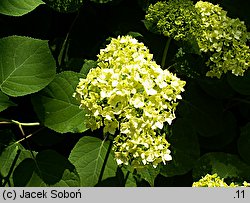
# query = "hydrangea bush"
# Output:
<box><xmin>74</xmin><ymin>35</ymin><xmax>185</xmax><ymax>168</ymax></box>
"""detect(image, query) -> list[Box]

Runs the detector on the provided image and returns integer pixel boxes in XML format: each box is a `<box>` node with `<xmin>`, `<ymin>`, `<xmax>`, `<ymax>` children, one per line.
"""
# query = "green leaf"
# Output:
<box><xmin>179</xmin><ymin>83</ymin><xmax>224</xmax><ymax>137</ymax></box>
<box><xmin>199</xmin><ymin>112</ymin><xmax>237</xmax><ymax>150</ymax></box>
<box><xmin>0</xmin><ymin>91</ymin><xmax>15</xmax><ymax>112</ymax></box>
<box><xmin>125</xmin><ymin>174</ymin><xmax>136</xmax><ymax>187</ymax></box>
<box><xmin>27</xmin><ymin>168</ymin><xmax>79</xmax><ymax>187</ymax></box>
<box><xmin>52</xmin><ymin>168</ymin><xmax>80</xmax><ymax>187</ymax></box>
<box><xmin>26</xmin><ymin>172</ymin><xmax>46</xmax><ymax>187</ymax></box>
<box><xmin>43</xmin><ymin>0</ymin><xmax>85</xmax><ymax>13</ymax></box>
<box><xmin>238</xmin><ymin>122</ymin><xmax>250</xmax><ymax>165</ymax></box>
<box><xmin>227</xmin><ymin>70</ymin><xmax>250</xmax><ymax>95</ymax></box>
<box><xmin>121</xmin><ymin>167</ymin><xmax>137</xmax><ymax>187</ymax></box>
<box><xmin>80</xmin><ymin>60</ymin><xmax>97</xmax><ymax>77</ymax></box>
<box><xmin>124</xmin><ymin>173</ymin><xmax>136</xmax><ymax>187</ymax></box>
<box><xmin>137</xmin><ymin>165</ymin><xmax>160</xmax><ymax>186</ymax></box>
<box><xmin>143</xmin><ymin>20</ymin><xmax>160</xmax><ymax>34</ymax></box>
<box><xmin>0</xmin><ymin>0</ymin><xmax>44</xmax><ymax>16</ymax></box>
<box><xmin>198</xmin><ymin>77</ymin><xmax>235</xmax><ymax>99</ymax></box>
<box><xmin>0</xmin><ymin>145</ymin><xmax>19</xmax><ymax>178</ymax></box>
<box><xmin>13</xmin><ymin>158</ymin><xmax>36</xmax><ymax>187</ymax></box>
<box><xmin>0</xmin><ymin>143</ymin><xmax>35</xmax><ymax>186</ymax></box>
<box><xmin>0</xmin><ymin>36</ymin><xmax>56</xmax><ymax>97</ymax></box>
<box><xmin>13</xmin><ymin>150</ymin><xmax>80</xmax><ymax>186</ymax></box>
<box><xmin>193</xmin><ymin>152</ymin><xmax>250</xmax><ymax>182</ymax></box>
<box><xmin>127</xmin><ymin>32</ymin><xmax>143</xmax><ymax>38</ymax></box>
<box><xmin>31</xmin><ymin>71</ymin><xmax>88</xmax><ymax>133</ymax></box>
<box><xmin>35</xmin><ymin>150</ymin><xmax>80</xmax><ymax>186</ymax></box>
<box><xmin>0</xmin><ymin>144</ymin><xmax>33</xmax><ymax>178</ymax></box>
<box><xmin>96</xmin><ymin>167</ymin><xmax>129</xmax><ymax>186</ymax></box>
<box><xmin>160</xmin><ymin>118</ymin><xmax>200</xmax><ymax>177</ymax></box>
<box><xmin>69</xmin><ymin>136</ymin><xmax>117</xmax><ymax>186</ymax></box>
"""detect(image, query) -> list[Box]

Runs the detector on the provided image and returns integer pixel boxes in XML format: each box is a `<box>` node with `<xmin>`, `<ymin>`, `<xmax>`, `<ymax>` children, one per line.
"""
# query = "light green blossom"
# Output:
<box><xmin>145</xmin><ymin>0</ymin><xmax>201</xmax><ymax>41</ymax></box>
<box><xmin>145</xmin><ymin>0</ymin><xmax>250</xmax><ymax>78</ymax></box>
<box><xmin>243</xmin><ymin>181</ymin><xmax>250</xmax><ymax>187</ymax></box>
<box><xmin>192</xmin><ymin>173</ymin><xmax>250</xmax><ymax>187</ymax></box>
<box><xmin>74</xmin><ymin>35</ymin><xmax>185</xmax><ymax>168</ymax></box>
<box><xmin>195</xmin><ymin>1</ymin><xmax>250</xmax><ymax>78</ymax></box>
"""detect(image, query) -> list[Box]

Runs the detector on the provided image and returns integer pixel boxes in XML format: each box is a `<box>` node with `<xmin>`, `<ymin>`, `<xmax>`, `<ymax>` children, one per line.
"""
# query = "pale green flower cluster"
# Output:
<box><xmin>145</xmin><ymin>0</ymin><xmax>201</xmax><ymax>41</ymax></box>
<box><xmin>192</xmin><ymin>173</ymin><xmax>250</xmax><ymax>187</ymax></box>
<box><xmin>74</xmin><ymin>35</ymin><xmax>186</xmax><ymax>168</ymax></box>
<box><xmin>195</xmin><ymin>1</ymin><xmax>250</xmax><ymax>78</ymax></box>
<box><xmin>145</xmin><ymin>0</ymin><xmax>250</xmax><ymax>78</ymax></box>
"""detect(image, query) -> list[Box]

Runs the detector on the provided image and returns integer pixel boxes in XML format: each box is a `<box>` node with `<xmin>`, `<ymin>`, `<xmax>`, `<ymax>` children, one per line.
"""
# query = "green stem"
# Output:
<box><xmin>58</xmin><ymin>11</ymin><xmax>80</xmax><ymax>68</ymax></box>
<box><xmin>14</xmin><ymin>133</ymin><xmax>33</xmax><ymax>144</ymax></box>
<box><xmin>11</xmin><ymin>120</ymin><xmax>40</xmax><ymax>126</ymax></box>
<box><xmin>14</xmin><ymin>127</ymin><xmax>43</xmax><ymax>144</ymax></box>
<box><xmin>0</xmin><ymin>120</ymin><xmax>40</xmax><ymax>136</ymax></box>
<box><xmin>0</xmin><ymin>120</ymin><xmax>40</xmax><ymax>126</ymax></box>
<box><xmin>161</xmin><ymin>37</ymin><xmax>171</xmax><ymax>68</ymax></box>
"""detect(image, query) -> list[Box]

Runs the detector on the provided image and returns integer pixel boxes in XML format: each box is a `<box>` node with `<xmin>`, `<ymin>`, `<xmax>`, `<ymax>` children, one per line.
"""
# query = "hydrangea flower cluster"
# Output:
<box><xmin>195</xmin><ymin>1</ymin><xmax>250</xmax><ymax>78</ymax></box>
<box><xmin>192</xmin><ymin>173</ymin><xmax>250</xmax><ymax>187</ymax></box>
<box><xmin>145</xmin><ymin>0</ymin><xmax>201</xmax><ymax>41</ymax></box>
<box><xmin>74</xmin><ymin>35</ymin><xmax>186</xmax><ymax>168</ymax></box>
<box><xmin>145</xmin><ymin>0</ymin><xmax>250</xmax><ymax>78</ymax></box>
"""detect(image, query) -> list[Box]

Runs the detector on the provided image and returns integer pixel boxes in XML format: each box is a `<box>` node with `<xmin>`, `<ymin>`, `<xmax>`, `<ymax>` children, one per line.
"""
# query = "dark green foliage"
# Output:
<box><xmin>192</xmin><ymin>152</ymin><xmax>250</xmax><ymax>183</ymax></box>
<box><xmin>238</xmin><ymin>123</ymin><xmax>250</xmax><ymax>165</ymax></box>
<box><xmin>12</xmin><ymin>150</ymin><xmax>81</xmax><ymax>186</ymax></box>
<box><xmin>160</xmin><ymin>119</ymin><xmax>200</xmax><ymax>177</ymax></box>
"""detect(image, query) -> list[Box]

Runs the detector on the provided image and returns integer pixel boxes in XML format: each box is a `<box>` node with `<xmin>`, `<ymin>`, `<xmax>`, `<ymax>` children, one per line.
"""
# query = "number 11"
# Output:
<box><xmin>236</xmin><ymin>190</ymin><xmax>245</xmax><ymax>199</ymax></box>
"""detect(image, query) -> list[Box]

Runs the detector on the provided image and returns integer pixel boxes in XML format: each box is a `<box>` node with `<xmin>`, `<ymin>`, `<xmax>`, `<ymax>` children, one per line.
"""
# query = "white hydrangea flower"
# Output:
<box><xmin>74</xmin><ymin>35</ymin><xmax>186</xmax><ymax>168</ymax></box>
